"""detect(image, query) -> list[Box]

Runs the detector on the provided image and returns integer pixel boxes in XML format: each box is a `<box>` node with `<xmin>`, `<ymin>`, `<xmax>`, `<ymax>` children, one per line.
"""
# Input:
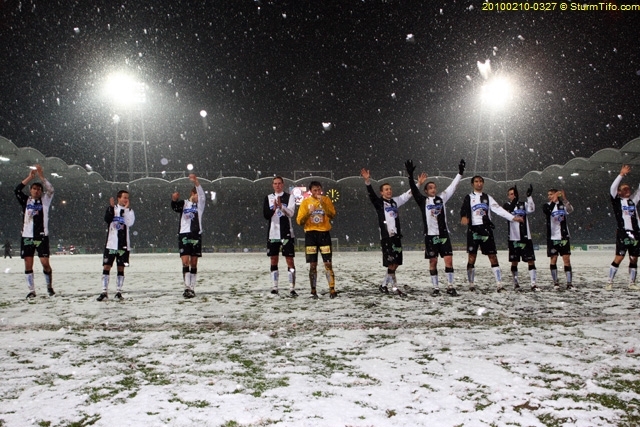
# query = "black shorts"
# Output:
<box><xmin>381</xmin><ymin>235</ymin><xmax>403</xmax><ymax>267</ymax></box>
<box><xmin>424</xmin><ymin>235</ymin><xmax>453</xmax><ymax>259</ymax></box>
<box><xmin>179</xmin><ymin>233</ymin><xmax>202</xmax><ymax>257</ymax></box>
<box><xmin>304</xmin><ymin>231</ymin><xmax>332</xmax><ymax>263</ymax></box>
<box><xmin>615</xmin><ymin>229</ymin><xmax>640</xmax><ymax>257</ymax></box>
<box><xmin>103</xmin><ymin>248</ymin><xmax>130</xmax><ymax>267</ymax></box>
<box><xmin>547</xmin><ymin>239</ymin><xmax>571</xmax><ymax>257</ymax></box>
<box><xmin>508</xmin><ymin>239</ymin><xmax>536</xmax><ymax>262</ymax></box>
<box><xmin>20</xmin><ymin>236</ymin><xmax>50</xmax><ymax>259</ymax></box>
<box><xmin>267</xmin><ymin>238</ymin><xmax>295</xmax><ymax>258</ymax></box>
<box><xmin>466</xmin><ymin>226</ymin><xmax>497</xmax><ymax>255</ymax></box>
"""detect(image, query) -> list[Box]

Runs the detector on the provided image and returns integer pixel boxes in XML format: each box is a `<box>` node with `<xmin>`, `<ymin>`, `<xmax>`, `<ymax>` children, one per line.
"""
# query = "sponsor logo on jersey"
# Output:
<box><xmin>623</xmin><ymin>205</ymin><xmax>636</xmax><ymax>216</ymax></box>
<box><xmin>551</xmin><ymin>209</ymin><xmax>566</xmax><ymax>222</ymax></box>
<box><xmin>27</xmin><ymin>202</ymin><xmax>42</xmax><ymax>216</ymax></box>
<box><xmin>427</xmin><ymin>203</ymin><xmax>442</xmax><ymax>216</ymax></box>
<box><xmin>472</xmin><ymin>203</ymin><xmax>488</xmax><ymax>216</ymax></box>
<box><xmin>384</xmin><ymin>205</ymin><xmax>398</xmax><ymax>218</ymax></box>
<box><xmin>184</xmin><ymin>206</ymin><xmax>197</xmax><ymax>220</ymax></box>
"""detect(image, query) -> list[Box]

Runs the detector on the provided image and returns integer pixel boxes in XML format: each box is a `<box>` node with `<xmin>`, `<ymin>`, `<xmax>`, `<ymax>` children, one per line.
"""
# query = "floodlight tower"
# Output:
<box><xmin>474</xmin><ymin>78</ymin><xmax>510</xmax><ymax>181</ymax></box>
<box><xmin>105</xmin><ymin>73</ymin><xmax>149</xmax><ymax>182</ymax></box>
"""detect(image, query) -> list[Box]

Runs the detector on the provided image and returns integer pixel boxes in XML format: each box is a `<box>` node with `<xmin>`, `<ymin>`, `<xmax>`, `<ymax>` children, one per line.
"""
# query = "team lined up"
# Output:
<box><xmin>264</xmin><ymin>161</ymin><xmax>639</xmax><ymax>298</ymax></box>
<box><xmin>13</xmin><ymin>162</ymin><xmax>640</xmax><ymax>300</ymax></box>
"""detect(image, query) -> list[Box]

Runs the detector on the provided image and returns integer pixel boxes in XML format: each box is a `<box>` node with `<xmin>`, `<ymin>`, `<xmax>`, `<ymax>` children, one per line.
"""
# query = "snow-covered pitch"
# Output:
<box><xmin>1</xmin><ymin>250</ymin><xmax>639</xmax><ymax>426</ymax></box>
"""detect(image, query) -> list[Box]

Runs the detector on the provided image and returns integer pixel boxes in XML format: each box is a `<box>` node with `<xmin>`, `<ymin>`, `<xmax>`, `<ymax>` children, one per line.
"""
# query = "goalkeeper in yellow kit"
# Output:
<box><xmin>296</xmin><ymin>181</ymin><xmax>337</xmax><ymax>299</ymax></box>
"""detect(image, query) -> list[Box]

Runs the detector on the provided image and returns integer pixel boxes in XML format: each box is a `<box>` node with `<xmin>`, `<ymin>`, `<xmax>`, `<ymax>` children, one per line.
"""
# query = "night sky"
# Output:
<box><xmin>1</xmin><ymin>1</ymin><xmax>639</xmax><ymax>181</ymax></box>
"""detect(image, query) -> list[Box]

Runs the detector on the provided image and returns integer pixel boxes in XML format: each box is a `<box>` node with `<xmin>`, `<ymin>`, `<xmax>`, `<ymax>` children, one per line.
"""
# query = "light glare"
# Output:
<box><xmin>480</xmin><ymin>78</ymin><xmax>511</xmax><ymax>109</ymax></box>
<box><xmin>105</xmin><ymin>73</ymin><xmax>146</xmax><ymax>105</ymax></box>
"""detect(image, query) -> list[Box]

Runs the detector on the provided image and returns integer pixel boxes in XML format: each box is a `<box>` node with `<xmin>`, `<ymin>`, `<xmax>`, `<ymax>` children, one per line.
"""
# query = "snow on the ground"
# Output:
<box><xmin>0</xmin><ymin>250</ymin><xmax>639</xmax><ymax>426</ymax></box>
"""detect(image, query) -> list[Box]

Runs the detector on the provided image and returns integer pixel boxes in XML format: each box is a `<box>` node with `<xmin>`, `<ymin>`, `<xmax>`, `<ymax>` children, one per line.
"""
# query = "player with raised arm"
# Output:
<box><xmin>172</xmin><ymin>174</ymin><xmax>206</xmax><ymax>299</ymax></box>
<box><xmin>97</xmin><ymin>190</ymin><xmax>135</xmax><ymax>301</ymax></box>
<box><xmin>503</xmin><ymin>184</ymin><xmax>538</xmax><ymax>291</ymax></box>
<box><xmin>14</xmin><ymin>165</ymin><xmax>55</xmax><ymax>298</ymax></box>
<box><xmin>406</xmin><ymin>159</ymin><xmax>464</xmax><ymax>296</ymax></box>
<box><xmin>361</xmin><ymin>167</ymin><xmax>413</xmax><ymax>296</ymax></box>
<box><xmin>543</xmin><ymin>188</ymin><xmax>574</xmax><ymax>290</ymax></box>
<box><xmin>606</xmin><ymin>164</ymin><xmax>640</xmax><ymax>291</ymax></box>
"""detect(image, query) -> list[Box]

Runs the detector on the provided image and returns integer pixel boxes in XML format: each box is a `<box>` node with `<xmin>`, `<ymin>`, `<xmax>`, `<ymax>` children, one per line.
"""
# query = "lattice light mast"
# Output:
<box><xmin>105</xmin><ymin>73</ymin><xmax>149</xmax><ymax>182</ymax></box>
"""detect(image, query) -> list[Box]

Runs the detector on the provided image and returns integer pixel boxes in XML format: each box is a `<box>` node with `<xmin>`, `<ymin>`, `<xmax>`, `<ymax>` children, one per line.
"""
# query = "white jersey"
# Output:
<box><xmin>468</xmin><ymin>192</ymin><xmax>514</xmax><ymax>226</ymax></box>
<box><xmin>383</xmin><ymin>190</ymin><xmax>413</xmax><ymax>237</ymax></box>
<box><xmin>610</xmin><ymin>174</ymin><xmax>640</xmax><ymax>231</ymax></box>
<box><xmin>20</xmin><ymin>179</ymin><xmax>54</xmax><ymax>238</ymax></box>
<box><xmin>546</xmin><ymin>202</ymin><xmax>573</xmax><ymax>240</ymax></box>
<box><xmin>424</xmin><ymin>174</ymin><xmax>461</xmax><ymax>235</ymax></box>
<box><xmin>178</xmin><ymin>184</ymin><xmax>205</xmax><ymax>234</ymax></box>
<box><xmin>105</xmin><ymin>204</ymin><xmax>135</xmax><ymax>250</ymax></box>
<box><xmin>507</xmin><ymin>197</ymin><xmax>535</xmax><ymax>241</ymax></box>
<box><xmin>267</xmin><ymin>192</ymin><xmax>295</xmax><ymax>240</ymax></box>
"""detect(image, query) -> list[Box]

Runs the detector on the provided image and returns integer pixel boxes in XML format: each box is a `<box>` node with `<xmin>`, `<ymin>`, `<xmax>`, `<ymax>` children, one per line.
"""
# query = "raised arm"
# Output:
<box><xmin>560</xmin><ymin>190</ymin><xmax>574</xmax><ymax>214</ymax></box>
<box><xmin>362</xmin><ymin>168</ymin><xmax>383</xmax><ymax>207</ymax></box>
<box><xmin>611</xmin><ymin>165</ymin><xmax>629</xmax><ymax>198</ymax></box>
<box><xmin>405</xmin><ymin>160</ymin><xmax>426</xmax><ymax>205</ymax></box>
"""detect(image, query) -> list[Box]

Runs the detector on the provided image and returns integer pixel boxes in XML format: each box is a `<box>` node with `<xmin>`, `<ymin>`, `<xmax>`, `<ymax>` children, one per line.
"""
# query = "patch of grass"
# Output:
<box><xmin>33</xmin><ymin>373</ymin><xmax>56</xmax><ymax>386</ymax></box>
<box><xmin>168</xmin><ymin>397</ymin><xmax>210</xmax><ymax>408</ymax></box>
<box><xmin>537</xmin><ymin>365</ymin><xmax>584</xmax><ymax>390</ymax></box>
<box><xmin>474</xmin><ymin>395</ymin><xmax>493</xmax><ymax>411</ymax></box>
<box><xmin>354</xmin><ymin>400</ymin><xmax>378</xmax><ymax>410</ymax></box>
<box><xmin>227</xmin><ymin>353</ymin><xmax>289</xmax><ymax>397</ymax></box>
<box><xmin>87</xmin><ymin>387</ymin><xmax>120</xmax><ymax>403</ymax></box>
<box><xmin>420</xmin><ymin>383</ymin><xmax>436</xmax><ymax>392</ymax></box>
<box><xmin>65</xmin><ymin>412</ymin><xmax>101</xmax><ymax>426</ymax></box>
<box><xmin>599</xmin><ymin>368</ymin><xmax>640</xmax><ymax>394</ymax></box>
<box><xmin>549</xmin><ymin>392</ymin><xmax>640</xmax><ymax>425</ymax></box>
<box><xmin>538</xmin><ymin>365</ymin><xmax>580</xmax><ymax>378</ymax></box>
<box><xmin>138</xmin><ymin>365</ymin><xmax>171</xmax><ymax>386</ymax></box>
<box><xmin>116</xmin><ymin>376</ymin><xmax>138</xmax><ymax>389</ymax></box>
<box><xmin>536</xmin><ymin>412</ymin><xmax>575</xmax><ymax>426</ymax></box>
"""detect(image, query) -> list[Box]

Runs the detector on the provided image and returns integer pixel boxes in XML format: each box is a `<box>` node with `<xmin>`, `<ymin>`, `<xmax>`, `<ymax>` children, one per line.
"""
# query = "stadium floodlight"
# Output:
<box><xmin>474</xmin><ymin>75</ymin><xmax>513</xmax><ymax>181</ymax></box>
<box><xmin>105</xmin><ymin>72</ymin><xmax>148</xmax><ymax>181</ymax></box>
<box><xmin>480</xmin><ymin>77</ymin><xmax>511</xmax><ymax>110</ymax></box>
<box><xmin>104</xmin><ymin>73</ymin><xmax>146</xmax><ymax>105</ymax></box>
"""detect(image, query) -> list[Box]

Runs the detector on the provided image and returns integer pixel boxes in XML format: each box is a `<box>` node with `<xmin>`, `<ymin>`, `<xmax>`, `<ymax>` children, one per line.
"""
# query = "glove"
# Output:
<box><xmin>526</xmin><ymin>184</ymin><xmax>533</xmax><ymax>198</ymax></box>
<box><xmin>513</xmin><ymin>185</ymin><xmax>519</xmax><ymax>201</ymax></box>
<box><xmin>405</xmin><ymin>160</ymin><xmax>416</xmax><ymax>176</ymax></box>
<box><xmin>458</xmin><ymin>159</ymin><xmax>465</xmax><ymax>175</ymax></box>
